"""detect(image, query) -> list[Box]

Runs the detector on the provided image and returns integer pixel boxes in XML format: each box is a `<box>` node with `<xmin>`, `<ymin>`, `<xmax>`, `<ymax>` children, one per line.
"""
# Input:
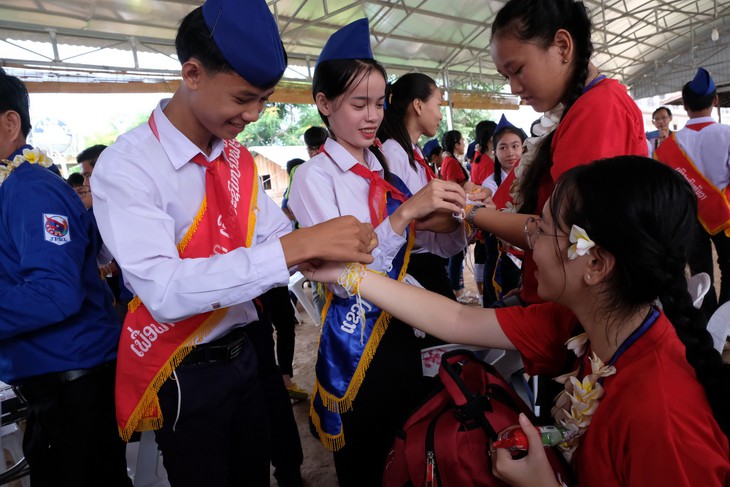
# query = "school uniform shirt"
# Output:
<box><xmin>380</xmin><ymin>139</ymin><xmax>467</xmax><ymax>257</ymax></box>
<box><xmin>0</xmin><ymin>153</ymin><xmax>119</xmax><ymax>383</ymax></box>
<box><xmin>674</xmin><ymin>117</ymin><xmax>730</xmax><ymax>190</ymax></box>
<box><xmin>521</xmin><ymin>78</ymin><xmax>647</xmax><ymax>304</ymax></box>
<box><xmin>469</xmin><ymin>152</ymin><xmax>495</xmax><ymax>185</ymax></box>
<box><xmin>481</xmin><ymin>169</ymin><xmax>508</xmax><ymax>196</ymax></box>
<box><xmin>288</xmin><ymin>138</ymin><xmax>405</xmax><ymax>273</ymax></box>
<box><xmin>91</xmin><ymin>99</ymin><xmax>292</xmax><ymax>343</ymax></box>
<box><xmin>496</xmin><ymin>303</ymin><xmax>730</xmax><ymax>487</ymax></box>
<box><xmin>440</xmin><ymin>154</ymin><xmax>468</xmax><ymax>185</ymax></box>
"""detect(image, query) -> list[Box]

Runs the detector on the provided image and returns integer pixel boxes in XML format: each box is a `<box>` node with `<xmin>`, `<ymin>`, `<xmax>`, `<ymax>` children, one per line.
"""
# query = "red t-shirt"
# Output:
<box><xmin>440</xmin><ymin>155</ymin><xmax>468</xmax><ymax>184</ymax></box>
<box><xmin>496</xmin><ymin>303</ymin><xmax>730</xmax><ymax>487</ymax></box>
<box><xmin>470</xmin><ymin>152</ymin><xmax>495</xmax><ymax>185</ymax></box>
<box><xmin>520</xmin><ymin>79</ymin><xmax>648</xmax><ymax>304</ymax></box>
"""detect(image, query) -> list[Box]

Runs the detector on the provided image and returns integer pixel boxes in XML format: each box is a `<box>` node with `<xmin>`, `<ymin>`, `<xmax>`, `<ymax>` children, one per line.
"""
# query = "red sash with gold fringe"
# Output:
<box><xmin>655</xmin><ymin>133</ymin><xmax>730</xmax><ymax>236</ymax></box>
<box><xmin>115</xmin><ymin>130</ymin><xmax>258</xmax><ymax>440</ymax></box>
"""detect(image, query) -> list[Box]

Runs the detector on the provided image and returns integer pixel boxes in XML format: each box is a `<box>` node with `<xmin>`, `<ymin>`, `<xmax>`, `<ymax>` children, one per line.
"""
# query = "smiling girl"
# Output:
<box><xmin>304</xmin><ymin>157</ymin><xmax>730</xmax><ymax>486</ymax></box>
<box><xmin>287</xmin><ymin>19</ymin><xmax>467</xmax><ymax>486</ymax></box>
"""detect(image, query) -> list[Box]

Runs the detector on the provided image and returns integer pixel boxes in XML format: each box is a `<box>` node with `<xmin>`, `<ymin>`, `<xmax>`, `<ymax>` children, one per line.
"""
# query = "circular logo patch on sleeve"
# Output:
<box><xmin>43</xmin><ymin>214</ymin><xmax>71</xmax><ymax>245</ymax></box>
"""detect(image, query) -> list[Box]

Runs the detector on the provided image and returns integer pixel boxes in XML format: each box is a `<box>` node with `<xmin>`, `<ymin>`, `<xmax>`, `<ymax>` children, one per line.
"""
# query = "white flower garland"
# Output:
<box><xmin>0</xmin><ymin>147</ymin><xmax>53</xmax><ymax>187</ymax></box>
<box><xmin>551</xmin><ymin>332</ymin><xmax>616</xmax><ymax>462</ymax></box>
<box><xmin>505</xmin><ymin>104</ymin><xmax>564</xmax><ymax>212</ymax></box>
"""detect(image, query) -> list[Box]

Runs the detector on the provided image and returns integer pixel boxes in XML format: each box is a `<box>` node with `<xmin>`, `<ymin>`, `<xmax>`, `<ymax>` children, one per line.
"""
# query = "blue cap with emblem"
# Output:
<box><xmin>687</xmin><ymin>67</ymin><xmax>716</xmax><ymax>96</ymax></box>
<box><xmin>202</xmin><ymin>0</ymin><xmax>287</xmax><ymax>87</ymax></box>
<box><xmin>316</xmin><ymin>18</ymin><xmax>373</xmax><ymax>67</ymax></box>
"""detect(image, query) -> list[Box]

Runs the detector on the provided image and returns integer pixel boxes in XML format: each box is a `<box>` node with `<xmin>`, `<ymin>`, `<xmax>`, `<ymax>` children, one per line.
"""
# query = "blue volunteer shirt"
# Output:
<box><xmin>0</xmin><ymin>147</ymin><xmax>120</xmax><ymax>383</ymax></box>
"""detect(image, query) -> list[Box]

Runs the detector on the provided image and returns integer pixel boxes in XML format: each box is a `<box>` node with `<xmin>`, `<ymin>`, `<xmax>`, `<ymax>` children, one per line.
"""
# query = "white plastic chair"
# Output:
<box><xmin>687</xmin><ymin>272</ymin><xmax>712</xmax><ymax>309</ymax></box>
<box><xmin>125</xmin><ymin>430</ymin><xmax>169</xmax><ymax>487</ymax></box>
<box><xmin>288</xmin><ymin>271</ymin><xmax>321</xmax><ymax>325</ymax></box>
<box><xmin>707</xmin><ymin>301</ymin><xmax>730</xmax><ymax>354</ymax></box>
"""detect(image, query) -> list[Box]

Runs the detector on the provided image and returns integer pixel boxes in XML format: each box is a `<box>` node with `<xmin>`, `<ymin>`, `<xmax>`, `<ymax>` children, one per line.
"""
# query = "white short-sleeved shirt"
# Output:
<box><xmin>380</xmin><ymin>138</ymin><xmax>467</xmax><ymax>257</ymax></box>
<box><xmin>675</xmin><ymin>117</ymin><xmax>730</xmax><ymax>190</ymax></box>
<box><xmin>91</xmin><ymin>99</ymin><xmax>292</xmax><ymax>342</ymax></box>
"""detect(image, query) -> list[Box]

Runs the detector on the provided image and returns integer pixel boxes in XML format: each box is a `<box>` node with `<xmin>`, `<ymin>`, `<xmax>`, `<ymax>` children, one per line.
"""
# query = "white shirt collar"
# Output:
<box><xmin>153</xmin><ymin>99</ymin><xmax>225</xmax><ymax>171</ymax></box>
<box><xmin>686</xmin><ymin>116</ymin><xmax>716</xmax><ymax>126</ymax></box>
<box><xmin>322</xmin><ymin>138</ymin><xmax>384</xmax><ymax>174</ymax></box>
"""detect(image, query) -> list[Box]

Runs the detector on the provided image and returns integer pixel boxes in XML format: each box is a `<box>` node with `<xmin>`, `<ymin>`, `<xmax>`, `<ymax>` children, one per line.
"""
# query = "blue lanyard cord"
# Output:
<box><xmin>577</xmin><ymin>307</ymin><xmax>659</xmax><ymax>381</ymax></box>
<box><xmin>582</xmin><ymin>74</ymin><xmax>606</xmax><ymax>94</ymax></box>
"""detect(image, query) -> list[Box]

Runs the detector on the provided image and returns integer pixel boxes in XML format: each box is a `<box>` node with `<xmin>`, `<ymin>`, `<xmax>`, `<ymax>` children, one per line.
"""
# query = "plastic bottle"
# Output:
<box><xmin>493</xmin><ymin>425</ymin><xmax>573</xmax><ymax>451</ymax></box>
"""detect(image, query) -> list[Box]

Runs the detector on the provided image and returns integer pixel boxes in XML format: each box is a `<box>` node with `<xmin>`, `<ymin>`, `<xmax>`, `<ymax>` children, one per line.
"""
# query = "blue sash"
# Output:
<box><xmin>310</xmin><ymin>175</ymin><xmax>414</xmax><ymax>451</ymax></box>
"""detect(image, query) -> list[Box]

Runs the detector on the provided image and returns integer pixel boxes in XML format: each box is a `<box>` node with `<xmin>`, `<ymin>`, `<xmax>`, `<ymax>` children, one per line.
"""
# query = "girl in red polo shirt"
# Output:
<box><xmin>304</xmin><ymin>156</ymin><xmax>730</xmax><ymax>486</ymax></box>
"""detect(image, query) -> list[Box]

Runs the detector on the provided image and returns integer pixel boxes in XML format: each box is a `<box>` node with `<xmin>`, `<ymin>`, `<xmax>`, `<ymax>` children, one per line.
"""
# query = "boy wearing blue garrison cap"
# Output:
<box><xmin>655</xmin><ymin>67</ymin><xmax>730</xmax><ymax>320</ymax></box>
<box><xmin>91</xmin><ymin>0</ymin><xmax>377</xmax><ymax>485</ymax></box>
<box><xmin>0</xmin><ymin>68</ymin><xmax>132</xmax><ymax>486</ymax></box>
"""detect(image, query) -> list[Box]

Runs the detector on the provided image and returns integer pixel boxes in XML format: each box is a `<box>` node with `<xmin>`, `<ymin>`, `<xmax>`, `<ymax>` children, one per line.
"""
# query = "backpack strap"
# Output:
<box><xmin>438</xmin><ymin>350</ymin><xmax>522</xmax><ymax>440</ymax></box>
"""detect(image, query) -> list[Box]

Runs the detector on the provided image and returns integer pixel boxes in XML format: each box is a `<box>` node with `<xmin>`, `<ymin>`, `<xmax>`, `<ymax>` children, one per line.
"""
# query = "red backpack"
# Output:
<box><xmin>383</xmin><ymin>349</ymin><xmax>572</xmax><ymax>487</ymax></box>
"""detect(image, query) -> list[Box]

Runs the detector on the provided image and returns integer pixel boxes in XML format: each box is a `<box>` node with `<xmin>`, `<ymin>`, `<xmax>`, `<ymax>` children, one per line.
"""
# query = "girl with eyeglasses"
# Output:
<box><xmin>303</xmin><ymin>156</ymin><xmax>730</xmax><ymax>486</ymax></box>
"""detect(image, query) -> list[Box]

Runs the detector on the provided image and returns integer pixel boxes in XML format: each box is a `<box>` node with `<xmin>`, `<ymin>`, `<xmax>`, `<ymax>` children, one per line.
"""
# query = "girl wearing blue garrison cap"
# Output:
<box><xmin>287</xmin><ymin>18</ymin><xmax>470</xmax><ymax>486</ymax></box>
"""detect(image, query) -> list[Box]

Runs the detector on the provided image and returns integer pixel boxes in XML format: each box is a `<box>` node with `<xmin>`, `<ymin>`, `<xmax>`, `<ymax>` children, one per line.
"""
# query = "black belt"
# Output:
<box><xmin>13</xmin><ymin>362</ymin><xmax>113</xmax><ymax>404</ymax></box>
<box><xmin>179</xmin><ymin>326</ymin><xmax>250</xmax><ymax>366</ymax></box>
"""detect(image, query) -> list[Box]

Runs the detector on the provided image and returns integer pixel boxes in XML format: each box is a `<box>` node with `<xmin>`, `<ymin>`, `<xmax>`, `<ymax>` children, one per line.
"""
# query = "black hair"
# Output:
<box><xmin>474</xmin><ymin>120</ymin><xmax>498</xmax><ymax>161</ymax></box>
<box><xmin>286</xmin><ymin>158</ymin><xmax>305</xmax><ymax>175</ymax></box>
<box><xmin>441</xmin><ymin>130</ymin><xmax>462</xmax><ymax>155</ymax></box>
<box><xmin>175</xmin><ymin>7</ymin><xmax>285</xmax><ymax>89</ymax></box>
<box><xmin>550</xmin><ymin>156</ymin><xmax>730</xmax><ymax>436</ymax></box>
<box><xmin>303</xmin><ymin>126</ymin><xmax>328</xmax><ymax>149</ymax></box>
<box><xmin>652</xmin><ymin>106</ymin><xmax>672</xmax><ymax>120</ymax></box>
<box><xmin>312</xmin><ymin>58</ymin><xmax>394</xmax><ymax>181</ymax></box>
<box><xmin>377</xmin><ymin>73</ymin><xmax>439</xmax><ymax>172</ymax></box>
<box><xmin>76</xmin><ymin>144</ymin><xmax>107</xmax><ymax>167</ymax></box>
<box><xmin>492</xmin><ymin>0</ymin><xmax>593</xmax><ymax>214</ymax></box>
<box><xmin>425</xmin><ymin>145</ymin><xmax>443</xmax><ymax>161</ymax></box>
<box><xmin>66</xmin><ymin>172</ymin><xmax>85</xmax><ymax>188</ymax></box>
<box><xmin>682</xmin><ymin>84</ymin><xmax>717</xmax><ymax>112</ymax></box>
<box><xmin>0</xmin><ymin>67</ymin><xmax>31</xmax><ymax>138</ymax></box>
<box><xmin>492</xmin><ymin>126</ymin><xmax>527</xmax><ymax>187</ymax></box>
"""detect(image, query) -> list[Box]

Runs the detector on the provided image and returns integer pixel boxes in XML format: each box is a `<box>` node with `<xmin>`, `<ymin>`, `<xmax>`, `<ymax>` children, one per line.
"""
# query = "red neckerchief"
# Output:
<box><xmin>412</xmin><ymin>147</ymin><xmax>435</xmax><ymax>181</ymax></box>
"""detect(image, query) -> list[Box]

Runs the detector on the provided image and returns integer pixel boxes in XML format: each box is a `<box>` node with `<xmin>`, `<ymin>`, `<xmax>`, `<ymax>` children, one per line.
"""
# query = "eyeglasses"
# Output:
<box><xmin>652</xmin><ymin>116</ymin><xmax>670</xmax><ymax>122</ymax></box>
<box><xmin>524</xmin><ymin>217</ymin><xmax>559</xmax><ymax>249</ymax></box>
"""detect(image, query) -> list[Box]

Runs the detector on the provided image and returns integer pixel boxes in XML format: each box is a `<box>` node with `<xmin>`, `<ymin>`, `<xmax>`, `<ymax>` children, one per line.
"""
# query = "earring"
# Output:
<box><xmin>563</xmin><ymin>58</ymin><xmax>568</xmax><ymax>64</ymax></box>
<box><xmin>586</xmin><ymin>274</ymin><xmax>592</xmax><ymax>280</ymax></box>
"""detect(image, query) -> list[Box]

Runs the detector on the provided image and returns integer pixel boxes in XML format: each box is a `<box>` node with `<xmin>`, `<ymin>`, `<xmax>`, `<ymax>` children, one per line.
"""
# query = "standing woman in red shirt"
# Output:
<box><xmin>467</xmin><ymin>0</ymin><xmax>647</xmax><ymax>306</ymax></box>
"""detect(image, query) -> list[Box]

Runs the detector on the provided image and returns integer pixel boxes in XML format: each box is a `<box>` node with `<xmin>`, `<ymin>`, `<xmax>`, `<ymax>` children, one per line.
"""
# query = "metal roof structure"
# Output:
<box><xmin>1</xmin><ymin>0</ymin><xmax>730</xmax><ymax>105</ymax></box>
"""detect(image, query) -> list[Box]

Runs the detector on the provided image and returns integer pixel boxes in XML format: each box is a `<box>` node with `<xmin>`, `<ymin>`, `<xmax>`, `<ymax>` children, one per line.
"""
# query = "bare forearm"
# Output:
<box><xmin>358</xmin><ymin>271</ymin><xmax>515</xmax><ymax>350</ymax></box>
<box><xmin>472</xmin><ymin>208</ymin><xmax>534</xmax><ymax>248</ymax></box>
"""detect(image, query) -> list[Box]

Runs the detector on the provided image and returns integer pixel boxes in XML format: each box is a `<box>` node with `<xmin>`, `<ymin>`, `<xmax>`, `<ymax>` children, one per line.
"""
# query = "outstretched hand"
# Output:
<box><xmin>281</xmin><ymin>215</ymin><xmax>378</xmax><ymax>267</ymax></box>
<box><xmin>299</xmin><ymin>260</ymin><xmax>347</xmax><ymax>285</ymax></box>
<box><xmin>491</xmin><ymin>414</ymin><xmax>560</xmax><ymax>487</ymax></box>
<box><xmin>390</xmin><ymin>179</ymin><xmax>466</xmax><ymax>234</ymax></box>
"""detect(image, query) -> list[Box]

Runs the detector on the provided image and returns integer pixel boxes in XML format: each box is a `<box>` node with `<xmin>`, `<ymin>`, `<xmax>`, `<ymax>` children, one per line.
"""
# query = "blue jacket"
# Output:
<box><xmin>0</xmin><ymin>149</ymin><xmax>120</xmax><ymax>383</ymax></box>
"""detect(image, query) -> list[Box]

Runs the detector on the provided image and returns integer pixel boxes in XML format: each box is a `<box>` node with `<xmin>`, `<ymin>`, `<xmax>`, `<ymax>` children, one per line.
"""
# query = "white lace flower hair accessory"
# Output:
<box><xmin>567</xmin><ymin>225</ymin><xmax>595</xmax><ymax>260</ymax></box>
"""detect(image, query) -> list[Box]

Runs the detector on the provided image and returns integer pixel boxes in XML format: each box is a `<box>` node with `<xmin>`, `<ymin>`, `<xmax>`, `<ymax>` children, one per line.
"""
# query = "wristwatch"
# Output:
<box><xmin>466</xmin><ymin>204</ymin><xmax>480</xmax><ymax>227</ymax></box>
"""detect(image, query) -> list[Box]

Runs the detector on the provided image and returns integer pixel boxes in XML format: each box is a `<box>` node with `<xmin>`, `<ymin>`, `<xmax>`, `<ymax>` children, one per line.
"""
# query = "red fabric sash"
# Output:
<box><xmin>655</xmin><ymin>133</ymin><xmax>730</xmax><ymax>236</ymax></box>
<box><xmin>347</xmin><ymin>160</ymin><xmax>408</xmax><ymax>226</ymax></box>
<box><xmin>115</xmin><ymin>115</ymin><xmax>258</xmax><ymax>440</ymax></box>
<box><xmin>686</xmin><ymin>121</ymin><xmax>715</xmax><ymax>132</ymax></box>
<box><xmin>492</xmin><ymin>161</ymin><xmax>518</xmax><ymax>210</ymax></box>
<box><xmin>412</xmin><ymin>148</ymin><xmax>435</xmax><ymax>181</ymax></box>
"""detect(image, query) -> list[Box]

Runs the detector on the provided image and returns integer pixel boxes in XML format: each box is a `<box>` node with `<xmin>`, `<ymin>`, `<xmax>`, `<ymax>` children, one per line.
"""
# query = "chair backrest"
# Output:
<box><xmin>707</xmin><ymin>301</ymin><xmax>730</xmax><ymax>354</ymax></box>
<box><xmin>687</xmin><ymin>272</ymin><xmax>712</xmax><ymax>309</ymax></box>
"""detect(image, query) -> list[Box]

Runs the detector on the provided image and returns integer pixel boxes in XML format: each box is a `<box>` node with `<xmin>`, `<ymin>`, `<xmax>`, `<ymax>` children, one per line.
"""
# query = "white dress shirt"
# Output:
<box><xmin>675</xmin><ymin>117</ymin><xmax>730</xmax><ymax>190</ymax></box>
<box><xmin>481</xmin><ymin>169</ymin><xmax>509</xmax><ymax>196</ymax></box>
<box><xmin>288</xmin><ymin>138</ymin><xmax>403</xmax><ymax>273</ymax></box>
<box><xmin>91</xmin><ymin>99</ymin><xmax>291</xmax><ymax>342</ymax></box>
<box><xmin>381</xmin><ymin>138</ymin><xmax>467</xmax><ymax>257</ymax></box>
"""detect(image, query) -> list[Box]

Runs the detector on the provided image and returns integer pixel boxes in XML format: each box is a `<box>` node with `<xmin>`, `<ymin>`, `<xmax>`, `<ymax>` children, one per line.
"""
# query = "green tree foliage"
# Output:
<box><xmin>237</xmin><ymin>103</ymin><xmax>325</xmax><ymax>146</ymax></box>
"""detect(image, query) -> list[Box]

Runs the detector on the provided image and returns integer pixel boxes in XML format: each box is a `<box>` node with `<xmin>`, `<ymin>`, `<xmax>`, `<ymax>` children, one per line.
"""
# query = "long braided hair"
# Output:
<box><xmin>491</xmin><ymin>0</ymin><xmax>593</xmax><ymax>214</ymax></box>
<box><xmin>550</xmin><ymin>156</ymin><xmax>730</xmax><ymax>437</ymax></box>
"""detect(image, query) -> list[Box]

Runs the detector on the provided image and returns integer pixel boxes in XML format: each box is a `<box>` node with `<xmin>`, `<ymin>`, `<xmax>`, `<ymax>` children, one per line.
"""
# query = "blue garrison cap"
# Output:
<box><xmin>423</xmin><ymin>139</ymin><xmax>441</xmax><ymax>159</ymax></box>
<box><xmin>494</xmin><ymin>114</ymin><xmax>518</xmax><ymax>135</ymax></box>
<box><xmin>687</xmin><ymin>68</ymin><xmax>716</xmax><ymax>96</ymax></box>
<box><xmin>316</xmin><ymin>18</ymin><xmax>373</xmax><ymax>67</ymax></box>
<box><xmin>202</xmin><ymin>0</ymin><xmax>286</xmax><ymax>87</ymax></box>
<box><xmin>466</xmin><ymin>141</ymin><xmax>476</xmax><ymax>161</ymax></box>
